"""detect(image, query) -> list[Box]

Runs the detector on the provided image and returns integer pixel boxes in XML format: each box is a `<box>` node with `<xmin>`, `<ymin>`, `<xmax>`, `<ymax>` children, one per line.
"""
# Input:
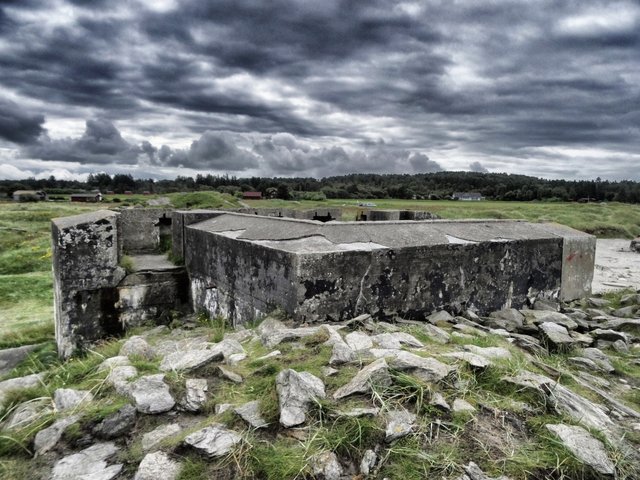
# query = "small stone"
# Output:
<box><xmin>53</xmin><ymin>388</ymin><xmax>94</xmax><ymax>412</ymax></box>
<box><xmin>134</xmin><ymin>451</ymin><xmax>181</xmax><ymax>480</ymax></box>
<box><xmin>443</xmin><ymin>351</ymin><xmax>490</xmax><ymax>369</ymax></box>
<box><xmin>421</xmin><ymin>323</ymin><xmax>451</xmax><ymax>344</ymax></box>
<box><xmin>345</xmin><ymin>331</ymin><xmax>373</xmax><ymax>351</ymax></box>
<box><xmin>160</xmin><ymin>340</ymin><xmax>242</xmax><ymax>372</ymax></box>
<box><xmin>0</xmin><ymin>373</ymin><xmax>44</xmax><ymax>405</ymax></box>
<box><xmin>3</xmin><ymin>399</ymin><xmax>51</xmax><ymax>430</ymax></box>
<box><xmin>234</xmin><ymin>400</ymin><xmax>268</xmax><ymax>428</ymax></box>
<box><xmin>592</xmin><ymin>328</ymin><xmax>631</xmax><ymax>344</ymax></box>
<box><xmin>546</xmin><ymin>424</ymin><xmax>615</xmax><ymax>475</ymax></box>
<box><xmin>463</xmin><ymin>345</ymin><xmax>512</xmax><ymax>360</ymax></box>
<box><xmin>588</xmin><ymin>297</ymin><xmax>610</xmax><ymax>308</ymax></box>
<box><xmin>184</xmin><ymin>424</ymin><xmax>242</xmax><ymax>457</ymax></box>
<box><xmin>335</xmin><ymin>407</ymin><xmax>380</xmax><ymax>418</ymax></box>
<box><xmin>93</xmin><ymin>404</ymin><xmax>137</xmax><ymax>439</ymax></box>
<box><xmin>98</xmin><ymin>356</ymin><xmax>131</xmax><ymax>371</ymax></box>
<box><xmin>581</xmin><ymin>348</ymin><xmax>615</xmax><ymax>373</ymax></box>
<box><xmin>0</xmin><ymin>344</ymin><xmax>41</xmax><ymax>376</ymax></box>
<box><xmin>538</xmin><ymin>322</ymin><xmax>576</xmax><ymax>351</ymax></box>
<box><xmin>215</xmin><ymin>403</ymin><xmax>233</xmax><ymax>414</ymax></box>
<box><xmin>360</xmin><ymin>449</ymin><xmax>377</xmax><ymax>476</ymax></box>
<box><xmin>385</xmin><ymin>409</ymin><xmax>416</xmax><ymax>442</ymax></box>
<box><xmin>129</xmin><ymin>374</ymin><xmax>175</xmax><ymax>414</ymax></box>
<box><xmin>34</xmin><ymin>414</ymin><xmax>80</xmax><ymax>456</ymax></box>
<box><xmin>106</xmin><ymin>365</ymin><xmax>138</xmax><ymax>395</ymax></box>
<box><xmin>261</xmin><ymin>326</ymin><xmax>324</xmax><ymax>348</ymax></box>
<box><xmin>429</xmin><ymin>392</ymin><xmax>450</xmax><ymax>411</ymax></box>
<box><xmin>569</xmin><ymin>331</ymin><xmax>594</xmax><ymax>347</ymax></box>
<box><xmin>488</xmin><ymin>309</ymin><xmax>524</xmax><ymax>332</ymax></box>
<box><xmin>182</xmin><ymin>378</ymin><xmax>208</xmax><ymax>412</ymax></box>
<box><xmin>276</xmin><ymin>369</ymin><xmax>326</xmax><ymax>427</ymax></box>
<box><xmin>333</xmin><ymin>358</ymin><xmax>391</xmax><ymax>399</ymax></box>
<box><xmin>612</xmin><ymin>305</ymin><xmax>637</xmax><ymax>318</ymax></box>
<box><xmin>371</xmin><ymin>350</ymin><xmax>452</xmax><ymax>382</ymax></box>
<box><xmin>218</xmin><ymin>366</ymin><xmax>243</xmax><ymax>383</ymax></box>
<box><xmin>310</xmin><ymin>451</ymin><xmax>343</xmax><ymax>480</ymax></box>
<box><xmin>256</xmin><ymin>351</ymin><xmax>281</xmax><ymax>361</ymax></box>
<box><xmin>51</xmin><ymin>442</ymin><xmax>122</xmax><ymax>480</ymax></box>
<box><xmin>322</xmin><ymin>366</ymin><xmax>339</xmax><ymax>377</ymax></box>
<box><xmin>427</xmin><ymin>310</ymin><xmax>454</xmax><ymax>326</ymax></box>
<box><xmin>373</xmin><ymin>332</ymin><xmax>423</xmax><ymax>349</ymax></box>
<box><xmin>227</xmin><ymin>353</ymin><xmax>247</xmax><ymax>366</ymax></box>
<box><xmin>120</xmin><ymin>336</ymin><xmax>155</xmax><ymax>360</ymax></box>
<box><xmin>452</xmin><ymin>398</ymin><xmax>475</xmax><ymax>414</ymax></box>
<box><xmin>142</xmin><ymin>423</ymin><xmax>182</xmax><ymax>451</ymax></box>
<box><xmin>329</xmin><ymin>341</ymin><xmax>357</xmax><ymax>365</ymax></box>
<box><xmin>612</xmin><ymin>339</ymin><xmax>629</xmax><ymax>353</ymax></box>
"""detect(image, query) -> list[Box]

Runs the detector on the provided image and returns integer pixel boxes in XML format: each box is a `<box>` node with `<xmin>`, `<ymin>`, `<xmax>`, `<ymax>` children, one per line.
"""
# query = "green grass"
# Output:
<box><xmin>168</xmin><ymin>191</ymin><xmax>240</xmax><ymax>209</ymax></box>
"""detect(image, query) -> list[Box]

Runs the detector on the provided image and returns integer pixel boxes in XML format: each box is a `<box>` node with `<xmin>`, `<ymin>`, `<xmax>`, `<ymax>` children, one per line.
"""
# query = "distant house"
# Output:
<box><xmin>452</xmin><ymin>192</ymin><xmax>483</xmax><ymax>201</ymax></box>
<box><xmin>243</xmin><ymin>191</ymin><xmax>262</xmax><ymax>200</ymax></box>
<box><xmin>13</xmin><ymin>190</ymin><xmax>47</xmax><ymax>202</ymax></box>
<box><xmin>70</xmin><ymin>192</ymin><xmax>103</xmax><ymax>203</ymax></box>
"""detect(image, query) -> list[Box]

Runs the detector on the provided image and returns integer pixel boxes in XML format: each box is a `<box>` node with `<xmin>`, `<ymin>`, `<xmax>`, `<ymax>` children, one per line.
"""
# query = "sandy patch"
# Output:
<box><xmin>592</xmin><ymin>239</ymin><xmax>640</xmax><ymax>294</ymax></box>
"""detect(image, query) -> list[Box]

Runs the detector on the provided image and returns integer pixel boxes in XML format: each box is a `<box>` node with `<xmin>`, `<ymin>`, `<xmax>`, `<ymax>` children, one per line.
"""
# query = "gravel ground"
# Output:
<box><xmin>593</xmin><ymin>239</ymin><xmax>640</xmax><ymax>293</ymax></box>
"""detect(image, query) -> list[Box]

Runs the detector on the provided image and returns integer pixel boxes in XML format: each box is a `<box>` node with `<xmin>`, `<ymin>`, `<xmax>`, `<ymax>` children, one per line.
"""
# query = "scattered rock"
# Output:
<box><xmin>430</xmin><ymin>392</ymin><xmax>451</xmax><ymax>411</ymax></box>
<box><xmin>322</xmin><ymin>366</ymin><xmax>339</xmax><ymax>377</ymax></box>
<box><xmin>487</xmin><ymin>309</ymin><xmax>524</xmax><ymax>332</ymax></box>
<box><xmin>51</xmin><ymin>442</ymin><xmax>122</xmax><ymax>480</ymax></box>
<box><xmin>235</xmin><ymin>400</ymin><xmax>268</xmax><ymax>428</ymax></box>
<box><xmin>310</xmin><ymin>451</ymin><xmax>343</xmax><ymax>480</ymax></box>
<box><xmin>142</xmin><ymin>423</ymin><xmax>182</xmax><ymax>451</ymax></box>
<box><xmin>0</xmin><ymin>373</ymin><xmax>44</xmax><ymax>405</ymax></box>
<box><xmin>329</xmin><ymin>341</ymin><xmax>357</xmax><ymax>365</ymax></box>
<box><xmin>372</xmin><ymin>332</ymin><xmax>423</xmax><ymax>349</ymax></box>
<box><xmin>34</xmin><ymin>414</ymin><xmax>80</xmax><ymax>456</ymax></box>
<box><xmin>0</xmin><ymin>344</ymin><xmax>41</xmax><ymax>376</ymax></box>
<box><xmin>461</xmin><ymin>461</ymin><xmax>512</xmax><ymax>480</ymax></box>
<box><xmin>120</xmin><ymin>336</ymin><xmax>156</xmax><ymax>360</ymax></box>
<box><xmin>134</xmin><ymin>451</ymin><xmax>182</xmax><ymax>480</ymax></box>
<box><xmin>184</xmin><ymin>424</ymin><xmax>243</xmax><ymax>457</ymax></box>
<box><xmin>3</xmin><ymin>398</ymin><xmax>52</xmax><ymax>430</ymax></box>
<box><xmin>463</xmin><ymin>345</ymin><xmax>512</xmax><ymax>360</ymax></box>
<box><xmin>569</xmin><ymin>331</ymin><xmax>593</xmax><ymax>347</ymax></box>
<box><xmin>538</xmin><ymin>322</ymin><xmax>576</xmax><ymax>351</ymax></box>
<box><xmin>276</xmin><ymin>369</ymin><xmax>326</xmax><ymax>427</ymax></box>
<box><xmin>612</xmin><ymin>305</ymin><xmax>637</xmax><ymax>318</ymax></box>
<box><xmin>53</xmin><ymin>388</ymin><xmax>94</xmax><ymax>412</ymax></box>
<box><xmin>588</xmin><ymin>297</ymin><xmax>610</xmax><ymax>308</ymax></box>
<box><xmin>335</xmin><ymin>407</ymin><xmax>380</xmax><ymax>417</ymax></box>
<box><xmin>333</xmin><ymin>358</ymin><xmax>391</xmax><ymax>399</ymax></box>
<box><xmin>181</xmin><ymin>378</ymin><xmax>208</xmax><ymax>412</ymax></box>
<box><xmin>546</xmin><ymin>424</ymin><xmax>615</xmax><ymax>475</ymax></box>
<box><xmin>592</xmin><ymin>328</ymin><xmax>632</xmax><ymax>344</ymax></box>
<box><xmin>360</xmin><ymin>449</ymin><xmax>377</xmax><ymax>476</ymax></box>
<box><xmin>227</xmin><ymin>352</ymin><xmax>248</xmax><ymax>366</ymax></box>
<box><xmin>256</xmin><ymin>351</ymin><xmax>281</xmax><ymax>361</ymax></box>
<box><xmin>385</xmin><ymin>409</ymin><xmax>416</xmax><ymax>442</ymax></box>
<box><xmin>160</xmin><ymin>339</ymin><xmax>244</xmax><ymax>372</ymax></box>
<box><xmin>427</xmin><ymin>310</ymin><xmax>454</xmax><ymax>326</ymax></box>
<box><xmin>452</xmin><ymin>398</ymin><xmax>476</xmax><ymax>414</ymax></box>
<box><xmin>345</xmin><ymin>331</ymin><xmax>373</xmax><ymax>351</ymax></box>
<box><xmin>443</xmin><ymin>351</ymin><xmax>491</xmax><ymax>369</ymax></box>
<box><xmin>621</xmin><ymin>293</ymin><xmax>640</xmax><ymax>306</ymax></box>
<box><xmin>581</xmin><ymin>348</ymin><xmax>615</xmax><ymax>373</ymax></box>
<box><xmin>612</xmin><ymin>339</ymin><xmax>629</xmax><ymax>353</ymax></box>
<box><xmin>215</xmin><ymin>403</ymin><xmax>233</xmax><ymax>414</ymax></box>
<box><xmin>106</xmin><ymin>365</ymin><xmax>138</xmax><ymax>395</ymax></box>
<box><xmin>421</xmin><ymin>323</ymin><xmax>451</xmax><ymax>344</ymax></box>
<box><xmin>521</xmin><ymin>310</ymin><xmax>578</xmax><ymax>330</ymax></box>
<box><xmin>218</xmin><ymin>365</ymin><xmax>243</xmax><ymax>383</ymax></box>
<box><xmin>98</xmin><ymin>355</ymin><xmax>131</xmax><ymax>371</ymax></box>
<box><xmin>371</xmin><ymin>349</ymin><xmax>452</xmax><ymax>382</ymax></box>
<box><xmin>262</xmin><ymin>326</ymin><xmax>324</xmax><ymax>348</ymax></box>
<box><xmin>129</xmin><ymin>374</ymin><xmax>175</xmax><ymax>414</ymax></box>
<box><xmin>93</xmin><ymin>404</ymin><xmax>137</xmax><ymax>439</ymax></box>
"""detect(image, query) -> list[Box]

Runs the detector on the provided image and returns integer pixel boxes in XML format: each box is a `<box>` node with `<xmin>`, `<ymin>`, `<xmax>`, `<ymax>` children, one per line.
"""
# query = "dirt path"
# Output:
<box><xmin>593</xmin><ymin>239</ymin><xmax>640</xmax><ymax>293</ymax></box>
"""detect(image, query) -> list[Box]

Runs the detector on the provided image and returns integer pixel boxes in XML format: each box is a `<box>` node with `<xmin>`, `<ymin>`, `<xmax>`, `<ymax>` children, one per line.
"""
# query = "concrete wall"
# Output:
<box><xmin>52</xmin><ymin>210</ymin><xmax>126</xmax><ymax>358</ymax></box>
<box><xmin>118</xmin><ymin>208</ymin><xmax>173</xmax><ymax>254</ymax></box>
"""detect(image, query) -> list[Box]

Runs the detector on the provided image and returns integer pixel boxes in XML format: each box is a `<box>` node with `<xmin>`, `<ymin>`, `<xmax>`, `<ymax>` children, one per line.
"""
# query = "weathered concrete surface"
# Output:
<box><xmin>186</xmin><ymin>213</ymin><xmax>594</xmax><ymax>324</ymax></box>
<box><xmin>118</xmin><ymin>208</ymin><xmax>173</xmax><ymax>254</ymax></box>
<box><xmin>52</xmin><ymin>210</ymin><xmax>125</xmax><ymax>358</ymax></box>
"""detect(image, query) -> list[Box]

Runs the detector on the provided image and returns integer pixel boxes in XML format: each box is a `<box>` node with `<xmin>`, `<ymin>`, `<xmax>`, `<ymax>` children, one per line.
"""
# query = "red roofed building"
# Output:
<box><xmin>242</xmin><ymin>191</ymin><xmax>262</xmax><ymax>200</ymax></box>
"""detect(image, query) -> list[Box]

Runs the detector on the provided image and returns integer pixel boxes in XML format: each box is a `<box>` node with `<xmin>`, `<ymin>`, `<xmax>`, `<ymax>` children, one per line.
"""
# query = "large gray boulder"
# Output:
<box><xmin>184</xmin><ymin>424</ymin><xmax>243</xmax><ymax>457</ymax></box>
<box><xmin>134</xmin><ymin>452</ymin><xmax>182</xmax><ymax>480</ymax></box>
<box><xmin>546</xmin><ymin>424</ymin><xmax>615</xmax><ymax>475</ymax></box>
<box><xmin>333</xmin><ymin>358</ymin><xmax>392</xmax><ymax>399</ymax></box>
<box><xmin>129</xmin><ymin>374</ymin><xmax>175</xmax><ymax>413</ymax></box>
<box><xmin>538</xmin><ymin>322</ymin><xmax>576</xmax><ymax>351</ymax></box>
<box><xmin>51</xmin><ymin>442</ymin><xmax>122</xmax><ymax>480</ymax></box>
<box><xmin>276</xmin><ymin>369</ymin><xmax>326</xmax><ymax>427</ymax></box>
<box><xmin>34</xmin><ymin>414</ymin><xmax>80</xmax><ymax>456</ymax></box>
<box><xmin>120</xmin><ymin>336</ymin><xmax>156</xmax><ymax>360</ymax></box>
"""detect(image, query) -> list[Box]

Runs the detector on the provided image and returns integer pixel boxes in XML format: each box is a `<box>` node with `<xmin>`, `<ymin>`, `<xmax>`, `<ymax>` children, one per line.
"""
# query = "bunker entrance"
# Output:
<box><xmin>155</xmin><ymin>213</ymin><xmax>172</xmax><ymax>252</ymax></box>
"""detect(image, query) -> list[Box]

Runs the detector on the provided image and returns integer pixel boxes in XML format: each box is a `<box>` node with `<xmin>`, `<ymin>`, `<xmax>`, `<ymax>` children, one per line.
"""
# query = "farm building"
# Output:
<box><xmin>70</xmin><ymin>192</ymin><xmax>103</xmax><ymax>203</ymax></box>
<box><xmin>12</xmin><ymin>190</ymin><xmax>48</xmax><ymax>202</ymax></box>
<box><xmin>242</xmin><ymin>191</ymin><xmax>262</xmax><ymax>200</ymax></box>
<box><xmin>452</xmin><ymin>192</ymin><xmax>483</xmax><ymax>201</ymax></box>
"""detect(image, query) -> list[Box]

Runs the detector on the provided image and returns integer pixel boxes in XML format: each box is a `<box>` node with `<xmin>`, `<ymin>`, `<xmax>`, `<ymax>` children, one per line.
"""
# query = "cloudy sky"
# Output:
<box><xmin>0</xmin><ymin>0</ymin><xmax>639</xmax><ymax>181</ymax></box>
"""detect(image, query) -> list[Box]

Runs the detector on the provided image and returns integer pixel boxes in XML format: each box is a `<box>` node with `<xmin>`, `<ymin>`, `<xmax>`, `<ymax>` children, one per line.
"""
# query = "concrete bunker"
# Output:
<box><xmin>52</xmin><ymin>208</ymin><xmax>596</xmax><ymax>357</ymax></box>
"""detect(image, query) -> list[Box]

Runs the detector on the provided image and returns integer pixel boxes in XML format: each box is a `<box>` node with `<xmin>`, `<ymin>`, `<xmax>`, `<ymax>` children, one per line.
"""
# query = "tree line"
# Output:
<box><xmin>2</xmin><ymin>171</ymin><xmax>640</xmax><ymax>203</ymax></box>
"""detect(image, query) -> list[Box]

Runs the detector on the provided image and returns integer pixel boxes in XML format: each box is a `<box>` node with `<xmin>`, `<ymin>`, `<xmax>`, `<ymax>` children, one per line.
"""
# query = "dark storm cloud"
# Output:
<box><xmin>469</xmin><ymin>161</ymin><xmax>488</xmax><ymax>173</ymax></box>
<box><xmin>1</xmin><ymin>0</ymin><xmax>640</xmax><ymax>179</ymax></box>
<box><xmin>0</xmin><ymin>99</ymin><xmax>46</xmax><ymax>144</ymax></box>
<box><xmin>23</xmin><ymin>119</ymin><xmax>142</xmax><ymax>165</ymax></box>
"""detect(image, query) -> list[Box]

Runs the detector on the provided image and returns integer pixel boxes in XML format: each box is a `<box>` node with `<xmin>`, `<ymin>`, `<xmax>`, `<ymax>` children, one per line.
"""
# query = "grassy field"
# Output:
<box><xmin>1</xmin><ymin>194</ymin><xmax>639</xmax><ymax>355</ymax></box>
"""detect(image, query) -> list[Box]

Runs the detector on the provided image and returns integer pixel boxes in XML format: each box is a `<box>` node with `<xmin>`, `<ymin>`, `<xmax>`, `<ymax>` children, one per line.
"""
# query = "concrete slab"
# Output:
<box><xmin>130</xmin><ymin>255</ymin><xmax>181</xmax><ymax>272</ymax></box>
<box><xmin>593</xmin><ymin>239</ymin><xmax>640</xmax><ymax>293</ymax></box>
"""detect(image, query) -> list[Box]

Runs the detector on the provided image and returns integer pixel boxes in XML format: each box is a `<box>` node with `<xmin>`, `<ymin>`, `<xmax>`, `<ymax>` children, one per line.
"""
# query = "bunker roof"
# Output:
<box><xmin>188</xmin><ymin>212</ymin><xmax>590</xmax><ymax>253</ymax></box>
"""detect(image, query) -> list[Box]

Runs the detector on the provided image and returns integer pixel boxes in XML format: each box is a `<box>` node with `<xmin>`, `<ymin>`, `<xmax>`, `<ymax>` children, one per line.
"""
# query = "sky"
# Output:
<box><xmin>0</xmin><ymin>0</ymin><xmax>639</xmax><ymax>182</ymax></box>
